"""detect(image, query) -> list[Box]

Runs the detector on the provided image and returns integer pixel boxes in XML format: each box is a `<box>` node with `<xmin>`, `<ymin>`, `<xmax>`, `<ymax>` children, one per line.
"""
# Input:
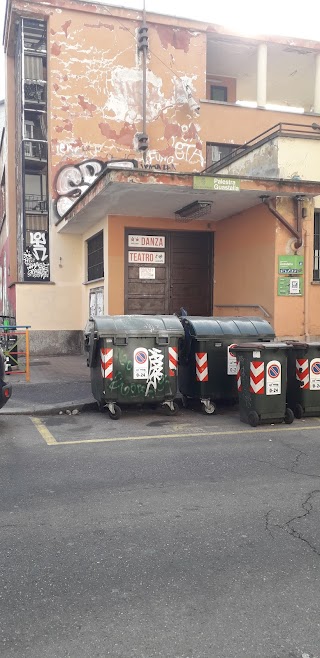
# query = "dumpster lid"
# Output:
<box><xmin>89</xmin><ymin>315</ymin><xmax>184</xmax><ymax>338</ymax></box>
<box><xmin>181</xmin><ymin>316</ymin><xmax>275</xmax><ymax>338</ymax></box>
<box><xmin>233</xmin><ymin>341</ymin><xmax>289</xmax><ymax>351</ymax></box>
<box><xmin>286</xmin><ymin>340</ymin><xmax>320</xmax><ymax>349</ymax></box>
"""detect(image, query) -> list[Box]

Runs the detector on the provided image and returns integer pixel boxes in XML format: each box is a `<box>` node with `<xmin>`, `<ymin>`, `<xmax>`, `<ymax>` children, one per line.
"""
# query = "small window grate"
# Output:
<box><xmin>87</xmin><ymin>231</ymin><xmax>104</xmax><ymax>282</ymax></box>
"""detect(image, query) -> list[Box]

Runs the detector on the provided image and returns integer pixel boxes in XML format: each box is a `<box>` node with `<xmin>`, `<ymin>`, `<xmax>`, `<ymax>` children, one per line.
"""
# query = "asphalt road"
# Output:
<box><xmin>1</xmin><ymin>407</ymin><xmax>320</xmax><ymax>658</ymax></box>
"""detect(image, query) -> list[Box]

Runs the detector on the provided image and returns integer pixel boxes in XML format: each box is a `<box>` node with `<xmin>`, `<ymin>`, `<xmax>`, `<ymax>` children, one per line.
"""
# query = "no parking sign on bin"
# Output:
<box><xmin>266</xmin><ymin>361</ymin><xmax>281</xmax><ymax>395</ymax></box>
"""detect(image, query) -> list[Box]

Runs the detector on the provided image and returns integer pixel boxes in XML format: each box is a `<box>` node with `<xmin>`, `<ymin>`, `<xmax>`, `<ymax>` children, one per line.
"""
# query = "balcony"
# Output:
<box><xmin>24</xmin><ymin>80</ymin><xmax>46</xmax><ymax>105</ymax></box>
<box><xmin>206</xmin><ymin>36</ymin><xmax>318</xmax><ymax>114</ymax></box>
<box><xmin>25</xmin><ymin>194</ymin><xmax>48</xmax><ymax>213</ymax></box>
<box><xmin>24</xmin><ymin>140</ymin><xmax>47</xmax><ymax>165</ymax></box>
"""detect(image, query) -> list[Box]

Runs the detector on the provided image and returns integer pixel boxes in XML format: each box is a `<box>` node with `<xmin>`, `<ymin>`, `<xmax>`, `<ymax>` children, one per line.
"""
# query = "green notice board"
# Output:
<box><xmin>278</xmin><ymin>255</ymin><xmax>304</xmax><ymax>275</ymax></box>
<box><xmin>278</xmin><ymin>277</ymin><xmax>303</xmax><ymax>296</ymax></box>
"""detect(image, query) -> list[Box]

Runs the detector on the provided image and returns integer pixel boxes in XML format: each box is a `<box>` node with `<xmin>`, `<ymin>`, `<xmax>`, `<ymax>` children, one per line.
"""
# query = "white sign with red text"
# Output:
<box><xmin>128</xmin><ymin>251</ymin><xmax>165</xmax><ymax>264</ymax></box>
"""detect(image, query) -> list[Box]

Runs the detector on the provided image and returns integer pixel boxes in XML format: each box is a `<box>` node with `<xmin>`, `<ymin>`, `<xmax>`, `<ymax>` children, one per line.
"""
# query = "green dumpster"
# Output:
<box><xmin>286</xmin><ymin>341</ymin><xmax>320</xmax><ymax>418</ymax></box>
<box><xmin>87</xmin><ymin>315</ymin><xmax>184</xmax><ymax>419</ymax></box>
<box><xmin>178</xmin><ymin>316</ymin><xmax>275</xmax><ymax>414</ymax></box>
<box><xmin>232</xmin><ymin>342</ymin><xmax>294</xmax><ymax>426</ymax></box>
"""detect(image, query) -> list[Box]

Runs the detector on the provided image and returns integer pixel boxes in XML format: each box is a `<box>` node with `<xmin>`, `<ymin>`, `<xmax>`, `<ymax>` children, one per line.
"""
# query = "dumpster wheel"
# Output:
<box><xmin>248</xmin><ymin>411</ymin><xmax>259</xmax><ymax>427</ymax></box>
<box><xmin>294</xmin><ymin>403</ymin><xmax>304</xmax><ymax>419</ymax></box>
<box><xmin>107</xmin><ymin>403</ymin><xmax>122</xmax><ymax>420</ymax></box>
<box><xmin>284</xmin><ymin>407</ymin><xmax>294</xmax><ymax>424</ymax></box>
<box><xmin>162</xmin><ymin>400</ymin><xmax>179</xmax><ymax>416</ymax></box>
<box><xmin>201</xmin><ymin>400</ymin><xmax>216</xmax><ymax>415</ymax></box>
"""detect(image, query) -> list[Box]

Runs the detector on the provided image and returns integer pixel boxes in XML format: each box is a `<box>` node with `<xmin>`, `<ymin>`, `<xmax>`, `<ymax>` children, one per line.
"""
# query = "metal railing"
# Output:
<box><xmin>0</xmin><ymin>325</ymin><xmax>31</xmax><ymax>382</ymax></box>
<box><xmin>214</xmin><ymin>304</ymin><xmax>271</xmax><ymax>318</ymax></box>
<box><xmin>203</xmin><ymin>122</ymin><xmax>320</xmax><ymax>174</ymax></box>
<box><xmin>25</xmin><ymin>194</ymin><xmax>48</xmax><ymax>213</ymax></box>
<box><xmin>24</xmin><ymin>140</ymin><xmax>47</xmax><ymax>161</ymax></box>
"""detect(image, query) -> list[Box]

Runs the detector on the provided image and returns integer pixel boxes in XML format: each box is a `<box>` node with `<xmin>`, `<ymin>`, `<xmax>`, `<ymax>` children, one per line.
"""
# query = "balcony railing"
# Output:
<box><xmin>25</xmin><ymin>194</ymin><xmax>48</xmax><ymax>213</ymax></box>
<box><xmin>24</xmin><ymin>80</ymin><xmax>46</xmax><ymax>104</ymax></box>
<box><xmin>203</xmin><ymin>122</ymin><xmax>320</xmax><ymax>174</ymax></box>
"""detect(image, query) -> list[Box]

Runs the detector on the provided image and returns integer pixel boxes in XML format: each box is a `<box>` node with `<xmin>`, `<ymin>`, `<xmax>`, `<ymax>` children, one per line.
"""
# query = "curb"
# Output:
<box><xmin>1</xmin><ymin>399</ymin><xmax>97</xmax><ymax>416</ymax></box>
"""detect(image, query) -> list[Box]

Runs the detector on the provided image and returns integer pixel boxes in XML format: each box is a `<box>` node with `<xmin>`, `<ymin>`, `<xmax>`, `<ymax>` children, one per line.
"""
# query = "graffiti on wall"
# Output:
<box><xmin>55</xmin><ymin>159</ymin><xmax>138</xmax><ymax>218</ymax></box>
<box><xmin>23</xmin><ymin>231</ymin><xmax>50</xmax><ymax>281</ymax></box>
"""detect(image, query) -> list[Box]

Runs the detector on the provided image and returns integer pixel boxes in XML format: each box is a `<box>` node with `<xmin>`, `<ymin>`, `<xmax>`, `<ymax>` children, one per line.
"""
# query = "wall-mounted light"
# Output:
<box><xmin>175</xmin><ymin>200</ymin><xmax>212</xmax><ymax>222</ymax></box>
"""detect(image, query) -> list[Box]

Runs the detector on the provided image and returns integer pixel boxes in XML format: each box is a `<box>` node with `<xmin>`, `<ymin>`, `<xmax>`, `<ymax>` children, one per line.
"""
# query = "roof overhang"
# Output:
<box><xmin>56</xmin><ymin>169</ymin><xmax>320</xmax><ymax>234</ymax></box>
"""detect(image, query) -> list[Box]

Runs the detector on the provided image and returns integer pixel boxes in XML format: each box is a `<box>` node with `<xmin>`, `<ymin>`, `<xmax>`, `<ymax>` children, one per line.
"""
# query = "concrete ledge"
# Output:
<box><xmin>28</xmin><ymin>330</ymin><xmax>84</xmax><ymax>356</ymax></box>
<box><xmin>1</xmin><ymin>399</ymin><xmax>97</xmax><ymax>416</ymax></box>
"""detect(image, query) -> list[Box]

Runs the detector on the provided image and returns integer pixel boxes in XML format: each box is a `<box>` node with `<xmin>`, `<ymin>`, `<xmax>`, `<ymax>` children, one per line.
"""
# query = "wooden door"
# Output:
<box><xmin>125</xmin><ymin>230</ymin><xmax>213</xmax><ymax>316</ymax></box>
<box><xmin>169</xmin><ymin>231</ymin><xmax>213</xmax><ymax>316</ymax></box>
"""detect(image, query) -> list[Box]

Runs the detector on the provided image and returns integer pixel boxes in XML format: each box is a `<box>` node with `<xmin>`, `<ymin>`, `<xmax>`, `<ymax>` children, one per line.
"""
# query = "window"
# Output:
<box><xmin>314</xmin><ymin>211</ymin><xmax>320</xmax><ymax>280</ymax></box>
<box><xmin>210</xmin><ymin>85</ymin><xmax>228</xmax><ymax>102</ymax></box>
<box><xmin>87</xmin><ymin>231</ymin><xmax>104</xmax><ymax>282</ymax></box>
<box><xmin>206</xmin><ymin>142</ymin><xmax>240</xmax><ymax>168</ymax></box>
<box><xmin>25</xmin><ymin>120</ymin><xmax>34</xmax><ymax>139</ymax></box>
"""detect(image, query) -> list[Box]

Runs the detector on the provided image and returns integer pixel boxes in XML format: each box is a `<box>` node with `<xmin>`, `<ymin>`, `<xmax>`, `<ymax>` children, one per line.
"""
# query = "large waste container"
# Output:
<box><xmin>87</xmin><ymin>315</ymin><xmax>184</xmax><ymax>419</ymax></box>
<box><xmin>286</xmin><ymin>341</ymin><xmax>320</xmax><ymax>418</ymax></box>
<box><xmin>178</xmin><ymin>316</ymin><xmax>275</xmax><ymax>414</ymax></box>
<box><xmin>233</xmin><ymin>342</ymin><xmax>294</xmax><ymax>426</ymax></box>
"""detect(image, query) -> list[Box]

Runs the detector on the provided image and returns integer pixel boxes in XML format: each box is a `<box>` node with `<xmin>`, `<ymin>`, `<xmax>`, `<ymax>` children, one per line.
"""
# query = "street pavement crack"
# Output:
<box><xmin>282</xmin><ymin>489</ymin><xmax>320</xmax><ymax>557</ymax></box>
<box><xmin>279</xmin><ymin>441</ymin><xmax>307</xmax><ymax>473</ymax></box>
<box><xmin>265</xmin><ymin>509</ymin><xmax>275</xmax><ymax>539</ymax></box>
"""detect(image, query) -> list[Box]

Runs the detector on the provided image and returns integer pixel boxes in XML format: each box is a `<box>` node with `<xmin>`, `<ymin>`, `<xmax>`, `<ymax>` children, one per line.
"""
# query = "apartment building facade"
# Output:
<box><xmin>2</xmin><ymin>0</ymin><xmax>320</xmax><ymax>352</ymax></box>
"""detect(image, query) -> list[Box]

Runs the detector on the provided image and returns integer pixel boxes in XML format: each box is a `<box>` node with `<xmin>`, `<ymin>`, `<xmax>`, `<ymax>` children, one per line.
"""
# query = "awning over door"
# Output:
<box><xmin>56</xmin><ymin>168</ymin><xmax>320</xmax><ymax>234</ymax></box>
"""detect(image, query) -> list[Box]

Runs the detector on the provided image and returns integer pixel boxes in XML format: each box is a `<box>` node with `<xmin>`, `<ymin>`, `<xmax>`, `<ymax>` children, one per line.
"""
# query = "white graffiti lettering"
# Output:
<box><xmin>23</xmin><ymin>251</ymin><xmax>50</xmax><ymax>280</ymax></box>
<box><xmin>55</xmin><ymin>158</ymin><xmax>138</xmax><ymax>218</ymax></box>
<box><xmin>30</xmin><ymin>232</ymin><xmax>48</xmax><ymax>262</ymax></box>
<box><xmin>145</xmin><ymin>348</ymin><xmax>164</xmax><ymax>396</ymax></box>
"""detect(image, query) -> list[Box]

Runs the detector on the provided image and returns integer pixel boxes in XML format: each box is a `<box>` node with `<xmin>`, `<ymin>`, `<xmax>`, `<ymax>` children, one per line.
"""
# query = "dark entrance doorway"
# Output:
<box><xmin>125</xmin><ymin>230</ymin><xmax>213</xmax><ymax>316</ymax></box>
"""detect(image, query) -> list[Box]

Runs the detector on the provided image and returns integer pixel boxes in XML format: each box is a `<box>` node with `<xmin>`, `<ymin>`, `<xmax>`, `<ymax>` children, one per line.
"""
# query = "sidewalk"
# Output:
<box><xmin>2</xmin><ymin>355</ymin><xmax>96</xmax><ymax>415</ymax></box>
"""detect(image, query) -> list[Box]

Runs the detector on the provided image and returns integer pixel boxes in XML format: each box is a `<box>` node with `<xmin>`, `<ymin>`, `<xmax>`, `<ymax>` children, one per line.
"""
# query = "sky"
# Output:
<box><xmin>1</xmin><ymin>0</ymin><xmax>320</xmax><ymax>100</ymax></box>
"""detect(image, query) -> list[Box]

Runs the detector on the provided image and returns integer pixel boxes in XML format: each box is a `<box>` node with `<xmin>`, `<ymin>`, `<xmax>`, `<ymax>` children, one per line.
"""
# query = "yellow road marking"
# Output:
<box><xmin>30</xmin><ymin>418</ymin><xmax>320</xmax><ymax>446</ymax></box>
<box><xmin>31</xmin><ymin>417</ymin><xmax>57</xmax><ymax>445</ymax></box>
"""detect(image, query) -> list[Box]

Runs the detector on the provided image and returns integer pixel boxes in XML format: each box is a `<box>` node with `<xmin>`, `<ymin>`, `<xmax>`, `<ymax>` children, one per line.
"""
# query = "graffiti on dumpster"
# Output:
<box><xmin>145</xmin><ymin>348</ymin><xmax>164</xmax><ymax>396</ymax></box>
<box><xmin>104</xmin><ymin>349</ymin><xmax>167</xmax><ymax>398</ymax></box>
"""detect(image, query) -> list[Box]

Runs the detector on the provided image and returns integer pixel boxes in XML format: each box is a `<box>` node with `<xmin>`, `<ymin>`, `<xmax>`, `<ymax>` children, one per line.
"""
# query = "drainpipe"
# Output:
<box><xmin>261</xmin><ymin>196</ymin><xmax>303</xmax><ymax>250</ymax></box>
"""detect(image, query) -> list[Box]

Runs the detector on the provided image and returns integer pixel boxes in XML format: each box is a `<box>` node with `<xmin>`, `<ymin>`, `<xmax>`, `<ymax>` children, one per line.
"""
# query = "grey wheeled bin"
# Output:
<box><xmin>87</xmin><ymin>315</ymin><xmax>184</xmax><ymax>419</ymax></box>
<box><xmin>286</xmin><ymin>341</ymin><xmax>320</xmax><ymax>418</ymax></box>
<box><xmin>233</xmin><ymin>342</ymin><xmax>294</xmax><ymax>426</ymax></box>
<box><xmin>178</xmin><ymin>316</ymin><xmax>275</xmax><ymax>415</ymax></box>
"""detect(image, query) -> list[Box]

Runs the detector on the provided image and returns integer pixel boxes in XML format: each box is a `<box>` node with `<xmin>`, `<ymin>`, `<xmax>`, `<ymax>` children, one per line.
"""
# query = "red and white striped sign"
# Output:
<box><xmin>236</xmin><ymin>360</ymin><xmax>242</xmax><ymax>392</ymax></box>
<box><xmin>196</xmin><ymin>352</ymin><xmax>208</xmax><ymax>382</ymax></box>
<box><xmin>100</xmin><ymin>347</ymin><xmax>113</xmax><ymax>379</ymax></box>
<box><xmin>250</xmin><ymin>360</ymin><xmax>265</xmax><ymax>394</ymax></box>
<box><xmin>296</xmin><ymin>358</ymin><xmax>309</xmax><ymax>389</ymax></box>
<box><xmin>168</xmin><ymin>347</ymin><xmax>178</xmax><ymax>376</ymax></box>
